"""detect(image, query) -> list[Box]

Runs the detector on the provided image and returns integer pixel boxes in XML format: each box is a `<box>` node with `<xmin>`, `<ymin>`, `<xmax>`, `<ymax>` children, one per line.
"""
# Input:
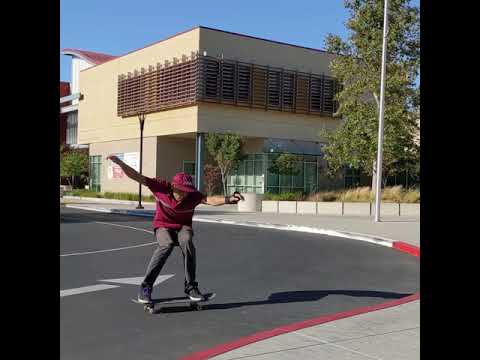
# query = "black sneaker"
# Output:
<box><xmin>138</xmin><ymin>285</ymin><xmax>152</xmax><ymax>304</ymax></box>
<box><xmin>186</xmin><ymin>287</ymin><xmax>204</xmax><ymax>301</ymax></box>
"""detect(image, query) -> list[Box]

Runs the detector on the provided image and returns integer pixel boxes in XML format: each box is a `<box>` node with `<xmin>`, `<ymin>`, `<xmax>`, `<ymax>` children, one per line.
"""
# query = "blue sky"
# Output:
<box><xmin>60</xmin><ymin>0</ymin><xmax>419</xmax><ymax>82</ymax></box>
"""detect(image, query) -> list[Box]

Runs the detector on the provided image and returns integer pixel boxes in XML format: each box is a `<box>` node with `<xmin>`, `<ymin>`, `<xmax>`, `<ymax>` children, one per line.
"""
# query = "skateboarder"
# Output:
<box><xmin>107</xmin><ymin>155</ymin><xmax>243</xmax><ymax>303</ymax></box>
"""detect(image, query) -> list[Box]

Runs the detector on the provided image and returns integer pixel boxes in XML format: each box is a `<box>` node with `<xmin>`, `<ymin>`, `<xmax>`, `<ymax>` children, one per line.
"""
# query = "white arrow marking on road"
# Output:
<box><xmin>60</xmin><ymin>275</ymin><xmax>175</xmax><ymax>298</ymax></box>
<box><xmin>60</xmin><ymin>284</ymin><xmax>120</xmax><ymax>298</ymax></box>
<box><xmin>99</xmin><ymin>274</ymin><xmax>175</xmax><ymax>287</ymax></box>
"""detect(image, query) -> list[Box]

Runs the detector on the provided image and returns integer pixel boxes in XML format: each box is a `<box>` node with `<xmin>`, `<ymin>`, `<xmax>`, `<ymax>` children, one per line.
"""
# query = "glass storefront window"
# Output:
<box><xmin>254</xmin><ymin>161</ymin><xmax>263</xmax><ymax>187</ymax></box>
<box><xmin>245</xmin><ymin>161</ymin><xmax>254</xmax><ymax>186</ymax></box>
<box><xmin>292</xmin><ymin>162</ymin><xmax>304</xmax><ymax>188</ymax></box>
<box><xmin>227</xmin><ymin>153</ymin><xmax>327</xmax><ymax>194</ymax></box>
<box><xmin>227</xmin><ymin>153</ymin><xmax>265</xmax><ymax>194</ymax></box>
<box><xmin>89</xmin><ymin>156</ymin><xmax>101</xmax><ymax>192</ymax></box>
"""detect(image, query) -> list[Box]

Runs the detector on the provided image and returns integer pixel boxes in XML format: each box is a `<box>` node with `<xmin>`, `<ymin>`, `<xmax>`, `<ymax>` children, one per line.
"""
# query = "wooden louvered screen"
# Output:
<box><xmin>197</xmin><ymin>56</ymin><xmax>339</xmax><ymax>116</ymax></box>
<box><xmin>117</xmin><ymin>58</ymin><xmax>198</xmax><ymax>117</ymax></box>
<box><xmin>295</xmin><ymin>73</ymin><xmax>310</xmax><ymax>113</ymax></box>
<box><xmin>117</xmin><ymin>55</ymin><xmax>339</xmax><ymax>118</ymax></box>
<box><xmin>322</xmin><ymin>77</ymin><xmax>335</xmax><ymax>114</ymax></box>
<box><xmin>310</xmin><ymin>75</ymin><xmax>323</xmax><ymax>114</ymax></box>
<box><xmin>221</xmin><ymin>61</ymin><xmax>236</xmax><ymax>103</ymax></box>
<box><xmin>237</xmin><ymin>63</ymin><xmax>251</xmax><ymax>105</ymax></box>
<box><xmin>267</xmin><ymin>68</ymin><xmax>281</xmax><ymax>109</ymax></box>
<box><xmin>200</xmin><ymin>58</ymin><xmax>220</xmax><ymax>102</ymax></box>
<box><xmin>251</xmin><ymin>66</ymin><xmax>267</xmax><ymax>108</ymax></box>
<box><xmin>282</xmin><ymin>71</ymin><xmax>295</xmax><ymax>111</ymax></box>
<box><xmin>156</xmin><ymin>59</ymin><xmax>198</xmax><ymax>110</ymax></box>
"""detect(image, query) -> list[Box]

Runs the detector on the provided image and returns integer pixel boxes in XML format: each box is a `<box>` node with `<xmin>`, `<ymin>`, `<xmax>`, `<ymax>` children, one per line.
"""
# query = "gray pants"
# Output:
<box><xmin>142</xmin><ymin>226</ymin><xmax>198</xmax><ymax>292</ymax></box>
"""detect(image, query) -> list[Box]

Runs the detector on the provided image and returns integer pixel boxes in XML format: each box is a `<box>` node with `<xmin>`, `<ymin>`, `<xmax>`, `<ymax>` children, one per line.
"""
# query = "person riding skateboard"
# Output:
<box><xmin>107</xmin><ymin>155</ymin><xmax>243</xmax><ymax>303</ymax></box>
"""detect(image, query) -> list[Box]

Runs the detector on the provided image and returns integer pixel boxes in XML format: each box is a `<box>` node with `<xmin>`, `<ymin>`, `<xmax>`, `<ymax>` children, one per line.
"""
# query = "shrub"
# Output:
<box><xmin>65</xmin><ymin>190</ymin><xmax>155</xmax><ymax>202</ymax></box>
<box><xmin>341</xmin><ymin>187</ymin><xmax>374</xmax><ymax>202</ymax></box>
<box><xmin>263</xmin><ymin>192</ymin><xmax>304</xmax><ymax>201</ymax></box>
<box><xmin>263</xmin><ymin>187</ymin><xmax>420</xmax><ymax>203</ymax></box>
<box><xmin>381</xmin><ymin>185</ymin><xmax>404</xmax><ymax>202</ymax></box>
<box><xmin>104</xmin><ymin>192</ymin><xmax>155</xmax><ymax>202</ymax></box>
<box><xmin>203</xmin><ymin>164</ymin><xmax>222</xmax><ymax>196</ymax></box>
<box><xmin>402</xmin><ymin>188</ymin><xmax>420</xmax><ymax>203</ymax></box>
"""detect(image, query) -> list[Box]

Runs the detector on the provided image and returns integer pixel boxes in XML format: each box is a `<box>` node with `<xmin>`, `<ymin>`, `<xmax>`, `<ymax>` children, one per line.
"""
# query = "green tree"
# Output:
<box><xmin>205</xmin><ymin>133</ymin><xmax>245</xmax><ymax>196</ymax></box>
<box><xmin>268</xmin><ymin>153</ymin><xmax>301</xmax><ymax>176</ymax></box>
<box><xmin>60</xmin><ymin>147</ymin><xmax>89</xmax><ymax>188</ymax></box>
<box><xmin>320</xmin><ymin>0</ymin><xmax>420</xmax><ymax>190</ymax></box>
<box><xmin>203</xmin><ymin>163</ymin><xmax>221</xmax><ymax>196</ymax></box>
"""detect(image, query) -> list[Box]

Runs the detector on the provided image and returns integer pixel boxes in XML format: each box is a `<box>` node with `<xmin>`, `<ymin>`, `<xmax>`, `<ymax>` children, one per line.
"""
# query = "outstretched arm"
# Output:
<box><xmin>107</xmin><ymin>155</ymin><xmax>149</xmax><ymax>186</ymax></box>
<box><xmin>202</xmin><ymin>192</ymin><xmax>244</xmax><ymax>206</ymax></box>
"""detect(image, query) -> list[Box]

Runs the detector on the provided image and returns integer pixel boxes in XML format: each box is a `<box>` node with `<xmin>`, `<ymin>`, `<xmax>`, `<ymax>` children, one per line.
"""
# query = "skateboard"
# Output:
<box><xmin>131</xmin><ymin>292</ymin><xmax>216</xmax><ymax>314</ymax></box>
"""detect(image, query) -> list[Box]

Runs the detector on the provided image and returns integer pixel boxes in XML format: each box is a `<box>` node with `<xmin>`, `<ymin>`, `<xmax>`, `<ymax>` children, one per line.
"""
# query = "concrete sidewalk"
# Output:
<box><xmin>61</xmin><ymin>197</ymin><xmax>420</xmax><ymax>360</ymax></box>
<box><xmin>200</xmin><ymin>299</ymin><xmax>419</xmax><ymax>360</ymax></box>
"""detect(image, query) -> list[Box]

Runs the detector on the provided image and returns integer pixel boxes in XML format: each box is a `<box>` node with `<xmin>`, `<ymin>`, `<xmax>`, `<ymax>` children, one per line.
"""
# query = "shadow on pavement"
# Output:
<box><xmin>156</xmin><ymin>290</ymin><xmax>412</xmax><ymax>314</ymax></box>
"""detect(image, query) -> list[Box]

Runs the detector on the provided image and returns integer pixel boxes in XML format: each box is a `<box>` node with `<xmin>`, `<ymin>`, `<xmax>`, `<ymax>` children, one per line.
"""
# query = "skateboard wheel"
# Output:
<box><xmin>196</xmin><ymin>304</ymin><xmax>203</xmax><ymax>311</ymax></box>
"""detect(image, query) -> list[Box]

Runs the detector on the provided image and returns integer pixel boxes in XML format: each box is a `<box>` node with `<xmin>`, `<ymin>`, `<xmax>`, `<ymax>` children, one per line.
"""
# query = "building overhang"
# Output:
<box><xmin>60</xmin><ymin>104</ymin><xmax>78</xmax><ymax>114</ymax></box>
<box><xmin>60</xmin><ymin>93</ymin><xmax>82</xmax><ymax>104</ymax></box>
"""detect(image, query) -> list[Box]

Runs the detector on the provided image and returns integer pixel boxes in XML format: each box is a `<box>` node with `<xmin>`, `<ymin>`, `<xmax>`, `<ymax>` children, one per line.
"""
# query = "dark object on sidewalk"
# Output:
<box><xmin>131</xmin><ymin>292</ymin><xmax>216</xmax><ymax>314</ymax></box>
<box><xmin>233</xmin><ymin>191</ymin><xmax>245</xmax><ymax>201</ymax></box>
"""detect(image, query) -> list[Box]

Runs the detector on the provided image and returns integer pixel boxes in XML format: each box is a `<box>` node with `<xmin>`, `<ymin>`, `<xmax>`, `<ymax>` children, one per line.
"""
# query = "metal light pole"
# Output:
<box><xmin>136</xmin><ymin>113</ymin><xmax>145</xmax><ymax>209</ymax></box>
<box><xmin>374</xmin><ymin>0</ymin><xmax>389</xmax><ymax>222</ymax></box>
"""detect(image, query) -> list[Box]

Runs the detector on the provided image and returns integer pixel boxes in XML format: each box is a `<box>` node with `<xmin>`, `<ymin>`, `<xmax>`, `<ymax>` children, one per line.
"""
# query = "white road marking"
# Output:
<box><xmin>99</xmin><ymin>275</ymin><xmax>174</xmax><ymax>286</ymax></box>
<box><xmin>193</xmin><ymin>218</ymin><xmax>395</xmax><ymax>248</ymax></box>
<box><xmin>60</xmin><ymin>219</ymin><xmax>156</xmax><ymax>257</ymax></box>
<box><xmin>60</xmin><ymin>284</ymin><xmax>120</xmax><ymax>298</ymax></box>
<box><xmin>60</xmin><ymin>276</ymin><xmax>176</xmax><ymax>298</ymax></box>
<box><xmin>94</xmin><ymin>221</ymin><xmax>154</xmax><ymax>235</ymax></box>
<box><xmin>60</xmin><ymin>242</ymin><xmax>157</xmax><ymax>257</ymax></box>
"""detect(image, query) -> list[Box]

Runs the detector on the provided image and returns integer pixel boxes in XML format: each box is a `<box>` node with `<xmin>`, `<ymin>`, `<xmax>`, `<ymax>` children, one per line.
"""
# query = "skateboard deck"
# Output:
<box><xmin>132</xmin><ymin>292</ymin><xmax>216</xmax><ymax>314</ymax></box>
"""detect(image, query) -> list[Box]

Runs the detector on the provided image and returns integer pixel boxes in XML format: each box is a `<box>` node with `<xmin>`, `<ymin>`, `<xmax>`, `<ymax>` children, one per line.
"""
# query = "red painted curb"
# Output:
<box><xmin>180</xmin><ymin>292</ymin><xmax>420</xmax><ymax>360</ymax></box>
<box><xmin>393</xmin><ymin>241</ymin><xmax>420</xmax><ymax>257</ymax></box>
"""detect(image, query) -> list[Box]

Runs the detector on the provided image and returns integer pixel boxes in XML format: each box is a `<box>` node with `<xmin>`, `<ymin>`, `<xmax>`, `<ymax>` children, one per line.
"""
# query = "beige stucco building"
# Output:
<box><xmin>65</xmin><ymin>26</ymin><xmax>349</xmax><ymax>195</ymax></box>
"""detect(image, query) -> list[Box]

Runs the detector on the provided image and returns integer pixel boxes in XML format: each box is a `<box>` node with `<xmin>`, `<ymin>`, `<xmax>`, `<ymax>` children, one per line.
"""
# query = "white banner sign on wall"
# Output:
<box><xmin>123</xmin><ymin>152</ymin><xmax>139</xmax><ymax>172</ymax></box>
<box><xmin>107</xmin><ymin>152</ymin><xmax>139</xmax><ymax>179</ymax></box>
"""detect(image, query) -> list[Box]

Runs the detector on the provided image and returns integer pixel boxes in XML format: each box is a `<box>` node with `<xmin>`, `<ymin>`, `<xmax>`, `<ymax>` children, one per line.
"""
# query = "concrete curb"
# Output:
<box><xmin>262</xmin><ymin>200</ymin><xmax>420</xmax><ymax>216</ymax></box>
<box><xmin>180</xmin><ymin>292</ymin><xmax>421</xmax><ymax>360</ymax></box>
<box><xmin>65</xmin><ymin>204</ymin><xmax>419</xmax><ymax>256</ymax></box>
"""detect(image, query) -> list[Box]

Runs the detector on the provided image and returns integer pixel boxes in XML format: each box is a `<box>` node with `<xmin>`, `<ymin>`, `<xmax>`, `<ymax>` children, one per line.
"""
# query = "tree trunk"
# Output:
<box><xmin>371</xmin><ymin>161</ymin><xmax>377</xmax><ymax>194</ymax></box>
<box><xmin>220</xmin><ymin>169</ymin><xmax>227</xmax><ymax>196</ymax></box>
<box><xmin>373</xmin><ymin>92</ymin><xmax>380</xmax><ymax>110</ymax></box>
<box><xmin>383</xmin><ymin>176</ymin><xmax>388</xmax><ymax>188</ymax></box>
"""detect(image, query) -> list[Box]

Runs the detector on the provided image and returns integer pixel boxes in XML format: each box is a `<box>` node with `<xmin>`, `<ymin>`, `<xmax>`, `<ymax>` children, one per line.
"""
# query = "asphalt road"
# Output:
<box><xmin>60</xmin><ymin>207</ymin><xmax>419</xmax><ymax>360</ymax></box>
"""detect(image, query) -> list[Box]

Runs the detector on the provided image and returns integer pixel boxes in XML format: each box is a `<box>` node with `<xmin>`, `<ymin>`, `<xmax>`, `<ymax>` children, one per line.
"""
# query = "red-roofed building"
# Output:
<box><xmin>60</xmin><ymin>49</ymin><xmax>117</xmax><ymax>190</ymax></box>
<box><xmin>60</xmin><ymin>81</ymin><xmax>70</xmax><ymax>146</ymax></box>
<box><xmin>61</xmin><ymin>49</ymin><xmax>118</xmax><ymax>65</ymax></box>
<box><xmin>60</xmin><ymin>48</ymin><xmax>117</xmax><ymax>148</ymax></box>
